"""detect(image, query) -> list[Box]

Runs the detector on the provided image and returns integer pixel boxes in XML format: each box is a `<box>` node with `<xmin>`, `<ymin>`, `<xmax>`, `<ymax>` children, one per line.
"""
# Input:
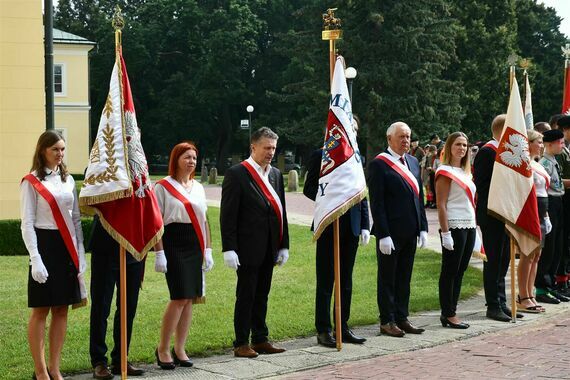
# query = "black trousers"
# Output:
<box><xmin>376</xmin><ymin>234</ymin><xmax>416</xmax><ymax>325</ymax></box>
<box><xmin>439</xmin><ymin>228</ymin><xmax>476</xmax><ymax>317</ymax></box>
<box><xmin>233</xmin><ymin>248</ymin><xmax>274</xmax><ymax>347</ymax></box>
<box><xmin>89</xmin><ymin>224</ymin><xmax>143</xmax><ymax>367</ymax></box>
<box><xmin>480</xmin><ymin>216</ymin><xmax>510</xmax><ymax>309</ymax></box>
<box><xmin>536</xmin><ymin>195</ymin><xmax>563</xmax><ymax>289</ymax></box>
<box><xmin>558</xmin><ymin>192</ymin><xmax>570</xmax><ymax>277</ymax></box>
<box><xmin>315</xmin><ymin>217</ymin><xmax>359</xmax><ymax>333</ymax></box>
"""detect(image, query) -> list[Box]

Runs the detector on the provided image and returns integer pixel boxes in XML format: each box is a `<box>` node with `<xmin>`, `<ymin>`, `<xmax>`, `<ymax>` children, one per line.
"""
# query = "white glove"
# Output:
<box><xmin>276</xmin><ymin>248</ymin><xmax>289</xmax><ymax>266</ymax></box>
<box><xmin>203</xmin><ymin>248</ymin><xmax>214</xmax><ymax>272</ymax></box>
<box><xmin>360</xmin><ymin>229</ymin><xmax>371</xmax><ymax>246</ymax></box>
<box><xmin>544</xmin><ymin>217</ymin><xmax>552</xmax><ymax>235</ymax></box>
<box><xmin>223</xmin><ymin>250</ymin><xmax>240</xmax><ymax>270</ymax></box>
<box><xmin>441</xmin><ymin>231</ymin><xmax>454</xmax><ymax>251</ymax></box>
<box><xmin>418</xmin><ymin>231</ymin><xmax>428</xmax><ymax>248</ymax></box>
<box><xmin>78</xmin><ymin>244</ymin><xmax>87</xmax><ymax>275</ymax></box>
<box><xmin>379</xmin><ymin>236</ymin><xmax>395</xmax><ymax>255</ymax></box>
<box><xmin>154</xmin><ymin>250</ymin><xmax>167</xmax><ymax>273</ymax></box>
<box><xmin>30</xmin><ymin>255</ymin><xmax>49</xmax><ymax>284</ymax></box>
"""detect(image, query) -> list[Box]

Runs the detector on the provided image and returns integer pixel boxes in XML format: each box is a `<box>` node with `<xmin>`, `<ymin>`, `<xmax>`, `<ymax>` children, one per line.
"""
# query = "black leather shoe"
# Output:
<box><xmin>440</xmin><ymin>316</ymin><xmax>469</xmax><ymax>329</ymax></box>
<box><xmin>317</xmin><ymin>332</ymin><xmax>336</xmax><ymax>348</ymax></box>
<box><xmin>486</xmin><ymin>308</ymin><xmax>510</xmax><ymax>322</ymax></box>
<box><xmin>535</xmin><ymin>293</ymin><xmax>560</xmax><ymax>304</ymax></box>
<box><xmin>172</xmin><ymin>348</ymin><xmax>193</xmax><ymax>367</ymax></box>
<box><xmin>93</xmin><ymin>363</ymin><xmax>114</xmax><ymax>380</ymax></box>
<box><xmin>334</xmin><ymin>329</ymin><xmax>366</xmax><ymax>344</ymax></box>
<box><xmin>551</xmin><ymin>290</ymin><xmax>570</xmax><ymax>302</ymax></box>
<box><xmin>396</xmin><ymin>320</ymin><xmax>425</xmax><ymax>334</ymax></box>
<box><xmin>500</xmin><ymin>305</ymin><xmax>524</xmax><ymax>319</ymax></box>
<box><xmin>155</xmin><ymin>348</ymin><xmax>176</xmax><ymax>370</ymax></box>
<box><xmin>111</xmin><ymin>362</ymin><xmax>144</xmax><ymax>376</ymax></box>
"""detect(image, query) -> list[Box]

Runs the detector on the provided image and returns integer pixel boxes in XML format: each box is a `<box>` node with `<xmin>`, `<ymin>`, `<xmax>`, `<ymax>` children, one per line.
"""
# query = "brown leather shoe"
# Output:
<box><xmin>93</xmin><ymin>363</ymin><xmax>114</xmax><ymax>380</ymax></box>
<box><xmin>111</xmin><ymin>362</ymin><xmax>144</xmax><ymax>376</ymax></box>
<box><xmin>234</xmin><ymin>345</ymin><xmax>259</xmax><ymax>358</ymax></box>
<box><xmin>251</xmin><ymin>341</ymin><xmax>286</xmax><ymax>354</ymax></box>
<box><xmin>397</xmin><ymin>320</ymin><xmax>425</xmax><ymax>334</ymax></box>
<box><xmin>380</xmin><ymin>322</ymin><xmax>405</xmax><ymax>337</ymax></box>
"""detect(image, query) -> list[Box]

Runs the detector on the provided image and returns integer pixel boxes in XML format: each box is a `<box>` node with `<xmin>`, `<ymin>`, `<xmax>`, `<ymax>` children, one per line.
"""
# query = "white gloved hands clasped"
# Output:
<box><xmin>544</xmin><ymin>217</ymin><xmax>553</xmax><ymax>235</ymax></box>
<box><xmin>30</xmin><ymin>255</ymin><xmax>49</xmax><ymax>284</ymax></box>
<box><xmin>360</xmin><ymin>229</ymin><xmax>371</xmax><ymax>246</ymax></box>
<box><xmin>203</xmin><ymin>248</ymin><xmax>214</xmax><ymax>272</ymax></box>
<box><xmin>440</xmin><ymin>231</ymin><xmax>454</xmax><ymax>251</ymax></box>
<box><xmin>276</xmin><ymin>248</ymin><xmax>289</xmax><ymax>266</ymax></box>
<box><xmin>418</xmin><ymin>231</ymin><xmax>428</xmax><ymax>248</ymax></box>
<box><xmin>379</xmin><ymin>236</ymin><xmax>395</xmax><ymax>255</ymax></box>
<box><xmin>223</xmin><ymin>250</ymin><xmax>240</xmax><ymax>270</ymax></box>
<box><xmin>154</xmin><ymin>250</ymin><xmax>167</xmax><ymax>273</ymax></box>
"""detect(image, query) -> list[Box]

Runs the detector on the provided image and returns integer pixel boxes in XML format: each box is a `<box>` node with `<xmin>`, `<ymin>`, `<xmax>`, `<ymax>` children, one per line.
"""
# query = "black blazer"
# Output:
<box><xmin>220</xmin><ymin>163</ymin><xmax>290</xmax><ymax>266</ymax></box>
<box><xmin>303</xmin><ymin>149</ymin><xmax>370</xmax><ymax>236</ymax></box>
<box><xmin>367</xmin><ymin>151</ymin><xmax>428</xmax><ymax>240</ymax></box>
<box><xmin>473</xmin><ymin>144</ymin><xmax>497</xmax><ymax>227</ymax></box>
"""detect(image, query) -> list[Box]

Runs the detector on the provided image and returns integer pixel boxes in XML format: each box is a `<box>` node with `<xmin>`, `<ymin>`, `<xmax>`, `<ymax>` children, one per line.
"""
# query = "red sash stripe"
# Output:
<box><xmin>532</xmin><ymin>167</ymin><xmax>550</xmax><ymax>190</ymax></box>
<box><xmin>241</xmin><ymin>161</ymin><xmax>283</xmax><ymax>243</ymax></box>
<box><xmin>157</xmin><ymin>179</ymin><xmax>205</xmax><ymax>257</ymax></box>
<box><xmin>435</xmin><ymin>169</ymin><xmax>476</xmax><ymax>210</ymax></box>
<box><xmin>22</xmin><ymin>174</ymin><xmax>79</xmax><ymax>270</ymax></box>
<box><xmin>483</xmin><ymin>140</ymin><xmax>498</xmax><ymax>152</ymax></box>
<box><xmin>376</xmin><ymin>154</ymin><xmax>420</xmax><ymax>198</ymax></box>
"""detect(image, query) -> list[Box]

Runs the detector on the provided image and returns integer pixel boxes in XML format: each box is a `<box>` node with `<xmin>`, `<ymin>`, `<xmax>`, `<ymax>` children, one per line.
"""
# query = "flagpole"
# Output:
<box><xmin>507</xmin><ymin>54</ymin><xmax>518</xmax><ymax>91</ymax></box>
<box><xmin>563</xmin><ymin>44</ymin><xmax>570</xmax><ymax>111</ymax></box>
<box><xmin>112</xmin><ymin>7</ymin><xmax>128</xmax><ymax>378</ymax></box>
<box><xmin>322</xmin><ymin>8</ymin><xmax>343</xmax><ymax>351</ymax></box>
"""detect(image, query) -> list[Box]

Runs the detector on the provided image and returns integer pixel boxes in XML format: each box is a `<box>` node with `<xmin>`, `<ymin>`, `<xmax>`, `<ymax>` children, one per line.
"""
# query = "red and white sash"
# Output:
<box><xmin>376</xmin><ymin>152</ymin><xmax>420</xmax><ymax>198</ymax></box>
<box><xmin>156</xmin><ymin>177</ymin><xmax>206</xmax><ymax>257</ymax></box>
<box><xmin>22</xmin><ymin>174</ymin><xmax>79</xmax><ymax>270</ymax></box>
<box><xmin>435</xmin><ymin>165</ymin><xmax>476</xmax><ymax>209</ymax></box>
<box><xmin>483</xmin><ymin>139</ymin><xmax>499</xmax><ymax>152</ymax></box>
<box><xmin>530</xmin><ymin>160</ymin><xmax>550</xmax><ymax>190</ymax></box>
<box><xmin>241</xmin><ymin>159</ymin><xmax>284</xmax><ymax>243</ymax></box>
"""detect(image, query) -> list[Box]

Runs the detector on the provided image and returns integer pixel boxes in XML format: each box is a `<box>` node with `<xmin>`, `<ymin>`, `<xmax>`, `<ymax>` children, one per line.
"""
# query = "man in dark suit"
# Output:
<box><xmin>367</xmin><ymin>121</ymin><xmax>428</xmax><ymax>337</ymax></box>
<box><xmin>304</xmin><ymin>123</ymin><xmax>370</xmax><ymax>347</ymax></box>
<box><xmin>89</xmin><ymin>217</ymin><xmax>144</xmax><ymax>379</ymax></box>
<box><xmin>473</xmin><ymin>114</ymin><xmax>523</xmax><ymax>321</ymax></box>
<box><xmin>221</xmin><ymin>127</ymin><xmax>290</xmax><ymax>358</ymax></box>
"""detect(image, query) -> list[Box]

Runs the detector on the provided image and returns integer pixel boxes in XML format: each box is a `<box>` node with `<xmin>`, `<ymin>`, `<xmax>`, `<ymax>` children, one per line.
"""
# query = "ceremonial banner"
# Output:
<box><xmin>313</xmin><ymin>56</ymin><xmax>367</xmax><ymax>240</ymax></box>
<box><xmin>488</xmin><ymin>78</ymin><xmax>540</xmax><ymax>256</ymax></box>
<box><xmin>524</xmin><ymin>73</ymin><xmax>533</xmax><ymax>129</ymax></box>
<box><xmin>79</xmin><ymin>49</ymin><xmax>163</xmax><ymax>261</ymax></box>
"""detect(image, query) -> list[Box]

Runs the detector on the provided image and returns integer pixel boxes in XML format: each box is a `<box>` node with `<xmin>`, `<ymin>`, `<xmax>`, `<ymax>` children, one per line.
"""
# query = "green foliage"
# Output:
<box><xmin>0</xmin><ymin>219</ymin><xmax>94</xmax><ymax>256</ymax></box>
<box><xmin>0</xmin><ymin>207</ymin><xmax>482</xmax><ymax>379</ymax></box>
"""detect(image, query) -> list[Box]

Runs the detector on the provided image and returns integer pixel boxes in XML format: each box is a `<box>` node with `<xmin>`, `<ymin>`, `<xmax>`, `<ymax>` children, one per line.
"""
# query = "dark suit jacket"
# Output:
<box><xmin>367</xmin><ymin>151</ymin><xmax>428</xmax><ymax>240</ymax></box>
<box><xmin>473</xmin><ymin>144</ymin><xmax>498</xmax><ymax>227</ymax></box>
<box><xmin>220</xmin><ymin>163</ymin><xmax>290</xmax><ymax>266</ymax></box>
<box><xmin>303</xmin><ymin>149</ymin><xmax>370</xmax><ymax>235</ymax></box>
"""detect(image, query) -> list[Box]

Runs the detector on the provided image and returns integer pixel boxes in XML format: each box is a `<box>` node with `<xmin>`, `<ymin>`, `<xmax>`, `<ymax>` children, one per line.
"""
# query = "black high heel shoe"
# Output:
<box><xmin>440</xmin><ymin>316</ymin><xmax>469</xmax><ymax>329</ymax></box>
<box><xmin>172</xmin><ymin>348</ymin><xmax>193</xmax><ymax>367</ymax></box>
<box><xmin>155</xmin><ymin>348</ymin><xmax>176</xmax><ymax>370</ymax></box>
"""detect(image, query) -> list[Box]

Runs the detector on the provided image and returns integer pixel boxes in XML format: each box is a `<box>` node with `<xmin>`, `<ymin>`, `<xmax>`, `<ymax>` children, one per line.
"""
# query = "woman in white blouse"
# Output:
<box><xmin>153</xmin><ymin>142</ymin><xmax>213</xmax><ymax>370</ymax></box>
<box><xmin>20</xmin><ymin>130</ymin><xmax>86</xmax><ymax>380</ymax></box>
<box><xmin>435</xmin><ymin>132</ymin><xmax>476</xmax><ymax>329</ymax></box>
<box><xmin>517</xmin><ymin>130</ymin><xmax>549</xmax><ymax>312</ymax></box>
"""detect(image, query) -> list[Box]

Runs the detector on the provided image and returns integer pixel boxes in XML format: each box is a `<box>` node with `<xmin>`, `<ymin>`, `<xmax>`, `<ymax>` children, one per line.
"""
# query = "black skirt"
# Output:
<box><xmin>28</xmin><ymin>229</ymin><xmax>81</xmax><ymax>308</ymax></box>
<box><xmin>538</xmin><ymin>196</ymin><xmax>548</xmax><ymax>248</ymax></box>
<box><xmin>163</xmin><ymin>223</ymin><xmax>204</xmax><ymax>301</ymax></box>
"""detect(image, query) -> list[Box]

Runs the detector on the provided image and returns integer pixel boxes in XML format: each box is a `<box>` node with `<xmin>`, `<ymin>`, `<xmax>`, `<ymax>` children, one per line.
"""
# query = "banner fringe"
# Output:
<box><xmin>313</xmin><ymin>187</ymin><xmax>368</xmax><ymax>241</ymax></box>
<box><xmin>79</xmin><ymin>188</ymin><xmax>133</xmax><ymax>207</ymax></box>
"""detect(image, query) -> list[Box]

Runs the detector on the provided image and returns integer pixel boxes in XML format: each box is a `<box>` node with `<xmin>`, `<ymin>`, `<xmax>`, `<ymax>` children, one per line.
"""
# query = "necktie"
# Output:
<box><xmin>400</xmin><ymin>157</ymin><xmax>406</xmax><ymax>167</ymax></box>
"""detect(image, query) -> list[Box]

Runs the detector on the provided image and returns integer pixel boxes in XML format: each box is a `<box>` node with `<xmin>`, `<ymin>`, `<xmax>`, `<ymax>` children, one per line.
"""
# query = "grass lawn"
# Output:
<box><xmin>0</xmin><ymin>208</ymin><xmax>482</xmax><ymax>379</ymax></box>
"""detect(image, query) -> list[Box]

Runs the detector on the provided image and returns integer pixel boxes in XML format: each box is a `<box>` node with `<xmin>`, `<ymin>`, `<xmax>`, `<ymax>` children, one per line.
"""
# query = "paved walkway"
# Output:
<box><xmin>68</xmin><ymin>185</ymin><xmax>568</xmax><ymax>379</ymax></box>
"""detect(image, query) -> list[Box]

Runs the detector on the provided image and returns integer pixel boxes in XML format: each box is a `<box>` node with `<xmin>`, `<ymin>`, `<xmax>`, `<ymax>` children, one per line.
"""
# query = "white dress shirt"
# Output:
<box><xmin>387</xmin><ymin>146</ymin><xmax>407</xmax><ymax>167</ymax></box>
<box><xmin>246</xmin><ymin>156</ymin><xmax>271</xmax><ymax>179</ymax></box>
<box><xmin>154</xmin><ymin>178</ymin><xmax>207</xmax><ymax>226</ymax></box>
<box><xmin>20</xmin><ymin>169</ymin><xmax>84</xmax><ymax>258</ymax></box>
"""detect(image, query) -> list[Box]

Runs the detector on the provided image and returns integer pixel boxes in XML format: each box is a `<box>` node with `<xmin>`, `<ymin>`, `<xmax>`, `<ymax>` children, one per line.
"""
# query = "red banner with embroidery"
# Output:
<box><xmin>22</xmin><ymin>174</ymin><xmax>79</xmax><ymax>270</ymax></box>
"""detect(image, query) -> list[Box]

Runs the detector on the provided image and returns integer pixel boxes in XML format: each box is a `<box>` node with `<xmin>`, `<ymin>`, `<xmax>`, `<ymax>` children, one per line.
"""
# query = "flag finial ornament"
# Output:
<box><xmin>562</xmin><ymin>43</ymin><xmax>570</xmax><ymax>61</ymax></box>
<box><xmin>112</xmin><ymin>5</ymin><xmax>125</xmax><ymax>31</ymax></box>
<box><xmin>519</xmin><ymin>58</ymin><xmax>531</xmax><ymax>71</ymax></box>
<box><xmin>322</xmin><ymin>8</ymin><xmax>342</xmax><ymax>41</ymax></box>
<box><xmin>507</xmin><ymin>53</ymin><xmax>519</xmax><ymax>67</ymax></box>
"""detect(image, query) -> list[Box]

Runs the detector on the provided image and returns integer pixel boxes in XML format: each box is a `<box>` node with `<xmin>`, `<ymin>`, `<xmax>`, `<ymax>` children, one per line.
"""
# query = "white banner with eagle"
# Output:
<box><xmin>313</xmin><ymin>56</ymin><xmax>367</xmax><ymax>240</ymax></box>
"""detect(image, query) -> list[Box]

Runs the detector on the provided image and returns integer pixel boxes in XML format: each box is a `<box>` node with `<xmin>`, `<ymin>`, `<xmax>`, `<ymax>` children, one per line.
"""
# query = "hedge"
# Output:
<box><xmin>0</xmin><ymin>218</ymin><xmax>94</xmax><ymax>256</ymax></box>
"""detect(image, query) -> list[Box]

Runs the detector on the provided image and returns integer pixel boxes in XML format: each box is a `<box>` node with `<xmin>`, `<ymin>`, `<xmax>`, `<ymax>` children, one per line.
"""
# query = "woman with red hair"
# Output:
<box><xmin>153</xmin><ymin>141</ymin><xmax>213</xmax><ymax>370</ymax></box>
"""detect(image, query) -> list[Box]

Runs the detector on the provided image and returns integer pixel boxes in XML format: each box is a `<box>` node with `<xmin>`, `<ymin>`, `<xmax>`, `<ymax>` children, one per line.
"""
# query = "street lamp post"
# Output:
<box><xmin>345</xmin><ymin>66</ymin><xmax>357</xmax><ymax>102</ymax></box>
<box><xmin>246</xmin><ymin>105</ymin><xmax>254</xmax><ymax>143</ymax></box>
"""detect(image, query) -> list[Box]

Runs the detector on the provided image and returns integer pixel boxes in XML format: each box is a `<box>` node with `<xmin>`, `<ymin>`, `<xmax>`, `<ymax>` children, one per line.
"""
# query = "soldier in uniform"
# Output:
<box><xmin>555</xmin><ymin>116</ymin><xmax>570</xmax><ymax>296</ymax></box>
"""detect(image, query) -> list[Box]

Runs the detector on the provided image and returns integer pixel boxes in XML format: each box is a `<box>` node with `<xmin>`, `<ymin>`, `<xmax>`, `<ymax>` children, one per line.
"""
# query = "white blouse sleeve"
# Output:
<box><xmin>71</xmin><ymin>178</ymin><xmax>85</xmax><ymax>252</ymax></box>
<box><xmin>20</xmin><ymin>180</ymin><xmax>40</xmax><ymax>259</ymax></box>
<box><xmin>154</xmin><ymin>183</ymin><xmax>166</xmax><ymax>217</ymax></box>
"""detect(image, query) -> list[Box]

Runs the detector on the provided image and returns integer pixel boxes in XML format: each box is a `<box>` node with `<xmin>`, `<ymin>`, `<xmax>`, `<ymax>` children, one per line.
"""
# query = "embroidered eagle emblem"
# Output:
<box><xmin>124</xmin><ymin>111</ymin><xmax>151</xmax><ymax>197</ymax></box>
<box><xmin>500</xmin><ymin>133</ymin><xmax>530</xmax><ymax>168</ymax></box>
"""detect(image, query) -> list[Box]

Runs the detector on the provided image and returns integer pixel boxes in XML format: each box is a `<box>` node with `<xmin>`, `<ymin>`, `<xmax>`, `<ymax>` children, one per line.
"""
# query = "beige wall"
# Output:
<box><xmin>0</xmin><ymin>0</ymin><xmax>45</xmax><ymax>219</ymax></box>
<box><xmin>55</xmin><ymin>110</ymin><xmax>90</xmax><ymax>174</ymax></box>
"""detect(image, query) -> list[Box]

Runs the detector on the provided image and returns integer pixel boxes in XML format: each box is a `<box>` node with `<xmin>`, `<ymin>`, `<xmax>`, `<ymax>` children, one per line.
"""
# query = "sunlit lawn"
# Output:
<box><xmin>0</xmin><ymin>207</ymin><xmax>481</xmax><ymax>379</ymax></box>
